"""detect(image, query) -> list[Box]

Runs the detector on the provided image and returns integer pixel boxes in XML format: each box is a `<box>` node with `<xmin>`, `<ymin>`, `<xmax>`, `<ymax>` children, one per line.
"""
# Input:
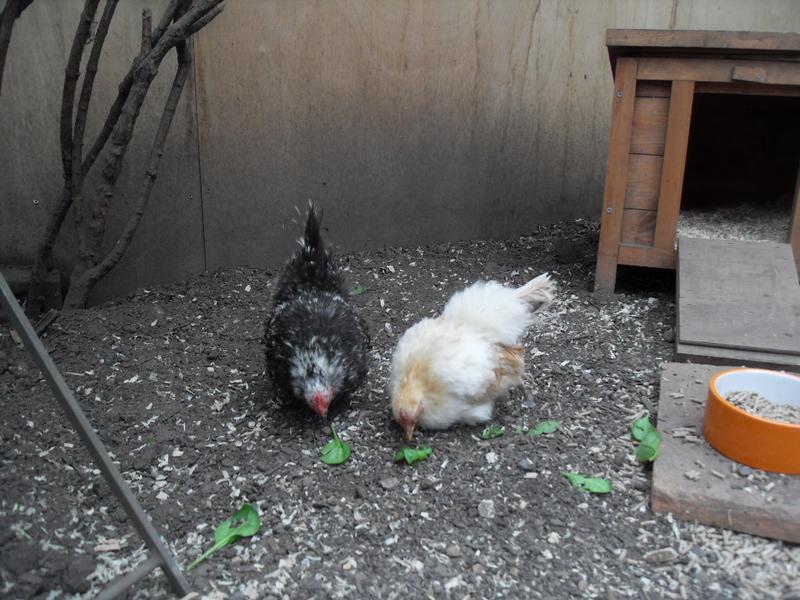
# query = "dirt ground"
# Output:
<box><xmin>1</xmin><ymin>220</ymin><xmax>798</xmax><ymax>599</ymax></box>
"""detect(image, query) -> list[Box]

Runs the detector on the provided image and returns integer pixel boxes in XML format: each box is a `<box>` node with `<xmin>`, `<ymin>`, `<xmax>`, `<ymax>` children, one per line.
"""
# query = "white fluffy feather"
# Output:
<box><xmin>390</xmin><ymin>273</ymin><xmax>554</xmax><ymax>432</ymax></box>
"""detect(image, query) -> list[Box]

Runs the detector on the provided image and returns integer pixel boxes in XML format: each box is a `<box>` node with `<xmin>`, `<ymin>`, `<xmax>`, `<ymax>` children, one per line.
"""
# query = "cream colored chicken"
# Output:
<box><xmin>390</xmin><ymin>273</ymin><xmax>554</xmax><ymax>440</ymax></box>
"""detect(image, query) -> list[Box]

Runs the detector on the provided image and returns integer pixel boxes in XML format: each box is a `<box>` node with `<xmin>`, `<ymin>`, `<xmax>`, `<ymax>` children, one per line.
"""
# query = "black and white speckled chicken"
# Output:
<box><xmin>264</xmin><ymin>206</ymin><xmax>369</xmax><ymax>420</ymax></box>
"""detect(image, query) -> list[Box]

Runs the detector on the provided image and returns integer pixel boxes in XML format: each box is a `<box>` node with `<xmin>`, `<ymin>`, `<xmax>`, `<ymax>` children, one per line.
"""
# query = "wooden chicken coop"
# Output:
<box><xmin>594</xmin><ymin>29</ymin><xmax>800</xmax><ymax>293</ymax></box>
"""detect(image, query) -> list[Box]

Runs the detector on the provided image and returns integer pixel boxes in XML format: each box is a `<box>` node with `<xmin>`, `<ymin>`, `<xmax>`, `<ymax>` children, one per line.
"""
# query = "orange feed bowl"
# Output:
<box><xmin>704</xmin><ymin>368</ymin><xmax>800</xmax><ymax>474</ymax></box>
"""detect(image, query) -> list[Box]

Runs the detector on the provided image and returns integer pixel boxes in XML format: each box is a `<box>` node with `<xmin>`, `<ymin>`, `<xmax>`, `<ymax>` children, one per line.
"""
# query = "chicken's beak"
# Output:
<box><xmin>404</xmin><ymin>424</ymin><xmax>415</xmax><ymax>442</ymax></box>
<box><xmin>313</xmin><ymin>392</ymin><xmax>330</xmax><ymax>420</ymax></box>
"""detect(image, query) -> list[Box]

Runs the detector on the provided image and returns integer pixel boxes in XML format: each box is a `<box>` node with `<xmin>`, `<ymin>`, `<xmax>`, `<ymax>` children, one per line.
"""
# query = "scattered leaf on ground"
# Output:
<box><xmin>321</xmin><ymin>424</ymin><xmax>351</xmax><ymax>465</ymax></box>
<box><xmin>394</xmin><ymin>446</ymin><xmax>432</xmax><ymax>465</ymax></box>
<box><xmin>481</xmin><ymin>425</ymin><xmax>505</xmax><ymax>439</ymax></box>
<box><xmin>352</xmin><ymin>284</ymin><xmax>366</xmax><ymax>295</ymax></box>
<box><xmin>562</xmin><ymin>472</ymin><xmax>613</xmax><ymax>494</ymax></box>
<box><xmin>188</xmin><ymin>504</ymin><xmax>261</xmax><ymax>570</ymax></box>
<box><xmin>635</xmin><ymin>429</ymin><xmax>662</xmax><ymax>462</ymax></box>
<box><xmin>632</xmin><ymin>415</ymin><xmax>654</xmax><ymax>441</ymax></box>
<box><xmin>631</xmin><ymin>414</ymin><xmax>661</xmax><ymax>462</ymax></box>
<box><xmin>529</xmin><ymin>420</ymin><xmax>561</xmax><ymax>437</ymax></box>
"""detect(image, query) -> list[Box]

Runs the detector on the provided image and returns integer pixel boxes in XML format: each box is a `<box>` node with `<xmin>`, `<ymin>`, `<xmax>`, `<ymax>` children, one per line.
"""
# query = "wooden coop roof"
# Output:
<box><xmin>607</xmin><ymin>29</ymin><xmax>800</xmax><ymax>72</ymax></box>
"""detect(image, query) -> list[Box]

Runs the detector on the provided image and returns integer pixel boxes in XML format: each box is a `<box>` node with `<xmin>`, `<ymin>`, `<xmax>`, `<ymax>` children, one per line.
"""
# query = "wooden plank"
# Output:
<box><xmin>621</xmin><ymin>209</ymin><xmax>656</xmax><ymax>245</ymax></box>
<box><xmin>680</xmin><ymin>237</ymin><xmax>797</xmax><ymax>267</ymax></box>
<box><xmin>629</xmin><ymin>97</ymin><xmax>668</xmax><ymax>155</ymax></box>
<box><xmin>638</xmin><ymin>57</ymin><xmax>800</xmax><ymax>85</ymax></box>
<box><xmin>653</xmin><ymin>80</ymin><xmax>694</xmax><ymax>250</ymax></box>
<box><xmin>618</xmin><ymin>244</ymin><xmax>676</xmax><ymax>269</ymax></box>
<box><xmin>652</xmin><ymin>363</ymin><xmax>800</xmax><ymax>542</ymax></box>
<box><xmin>675</xmin><ymin>342</ymin><xmax>800</xmax><ymax>372</ymax></box>
<box><xmin>624</xmin><ymin>154</ymin><xmax>662</xmax><ymax>210</ymax></box>
<box><xmin>608</xmin><ymin>29</ymin><xmax>800</xmax><ymax>54</ymax></box>
<box><xmin>731</xmin><ymin>65</ymin><xmax>767</xmax><ymax>83</ymax></box>
<box><xmin>695</xmin><ymin>81</ymin><xmax>800</xmax><ymax>97</ymax></box>
<box><xmin>594</xmin><ymin>57</ymin><xmax>638</xmax><ymax>295</ymax></box>
<box><xmin>678</xmin><ymin>238</ymin><xmax>800</xmax><ymax>355</ymax></box>
<box><xmin>680</xmin><ymin>303</ymin><xmax>800</xmax><ymax>355</ymax></box>
<box><xmin>636</xmin><ymin>81</ymin><xmax>671</xmax><ymax>98</ymax></box>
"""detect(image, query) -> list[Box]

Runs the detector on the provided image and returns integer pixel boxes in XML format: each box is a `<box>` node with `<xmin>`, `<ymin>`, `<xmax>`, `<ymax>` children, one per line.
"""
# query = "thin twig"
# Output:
<box><xmin>140</xmin><ymin>8</ymin><xmax>152</xmax><ymax>57</ymax></box>
<box><xmin>34</xmin><ymin>309</ymin><xmax>60</xmax><ymax>336</ymax></box>
<box><xmin>186</xmin><ymin>4</ymin><xmax>224</xmax><ymax>36</ymax></box>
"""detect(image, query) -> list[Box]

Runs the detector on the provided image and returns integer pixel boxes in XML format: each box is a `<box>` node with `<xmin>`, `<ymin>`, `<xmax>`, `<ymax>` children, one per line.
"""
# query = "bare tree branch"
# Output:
<box><xmin>89</xmin><ymin>41</ymin><xmax>193</xmax><ymax>287</ymax></box>
<box><xmin>84</xmin><ymin>0</ymin><xmax>223</xmax><ymax>268</ymax></box>
<box><xmin>151</xmin><ymin>0</ymin><xmax>189</xmax><ymax>42</ymax></box>
<box><xmin>83</xmin><ymin>7</ymin><xmax>158</xmax><ymax>268</ymax></box>
<box><xmin>60</xmin><ymin>0</ymin><xmax>99</xmax><ymax>182</ymax></box>
<box><xmin>81</xmin><ymin>69</ymin><xmax>133</xmax><ymax>176</ymax></box>
<box><xmin>71</xmin><ymin>0</ymin><xmax>118</xmax><ymax>260</ymax></box>
<box><xmin>0</xmin><ymin>0</ymin><xmax>33</xmax><ymax>97</ymax></box>
<box><xmin>81</xmin><ymin>0</ymin><xmax>221</xmax><ymax>180</ymax></box>
<box><xmin>28</xmin><ymin>185</ymin><xmax>70</xmax><ymax>311</ymax></box>
<box><xmin>147</xmin><ymin>0</ymin><xmax>223</xmax><ymax>60</ymax></box>
<box><xmin>38</xmin><ymin>0</ymin><xmax>224</xmax><ymax>310</ymax></box>
<box><xmin>27</xmin><ymin>0</ymin><xmax>96</xmax><ymax>315</ymax></box>
<box><xmin>72</xmin><ymin>0</ymin><xmax>119</xmax><ymax>188</ymax></box>
<box><xmin>33</xmin><ymin>0</ymin><xmax>225</xmax><ymax>313</ymax></box>
<box><xmin>186</xmin><ymin>4</ymin><xmax>223</xmax><ymax>37</ymax></box>
<box><xmin>28</xmin><ymin>0</ymin><xmax>128</xmax><ymax>314</ymax></box>
<box><xmin>81</xmin><ymin>0</ymin><xmax>191</xmax><ymax>176</ymax></box>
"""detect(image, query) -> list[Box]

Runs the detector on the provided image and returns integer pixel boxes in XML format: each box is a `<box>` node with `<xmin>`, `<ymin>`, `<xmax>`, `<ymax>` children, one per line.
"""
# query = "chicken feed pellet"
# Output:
<box><xmin>725</xmin><ymin>390</ymin><xmax>800</xmax><ymax>425</ymax></box>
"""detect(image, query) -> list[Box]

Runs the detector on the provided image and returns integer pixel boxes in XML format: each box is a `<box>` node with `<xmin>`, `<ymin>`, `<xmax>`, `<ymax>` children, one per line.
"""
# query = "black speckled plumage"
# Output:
<box><xmin>263</xmin><ymin>207</ymin><xmax>369</xmax><ymax>417</ymax></box>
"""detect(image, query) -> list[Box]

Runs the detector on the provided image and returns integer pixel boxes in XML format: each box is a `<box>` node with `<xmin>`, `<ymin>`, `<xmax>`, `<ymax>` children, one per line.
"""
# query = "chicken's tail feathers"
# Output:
<box><xmin>300</xmin><ymin>202</ymin><xmax>331</xmax><ymax>275</ymax></box>
<box><xmin>304</xmin><ymin>203</ymin><xmax>323</xmax><ymax>255</ymax></box>
<box><xmin>515</xmin><ymin>272</ymin><xmax>554</xmax><ymax>313</ymax></box>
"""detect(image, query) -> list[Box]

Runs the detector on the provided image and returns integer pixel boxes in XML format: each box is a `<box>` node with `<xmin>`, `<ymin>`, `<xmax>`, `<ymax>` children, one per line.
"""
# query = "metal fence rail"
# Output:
<box><xmin>0</xmin><ymin>273</ymin><xmax>189</xmax><ymax>599</ymax></box>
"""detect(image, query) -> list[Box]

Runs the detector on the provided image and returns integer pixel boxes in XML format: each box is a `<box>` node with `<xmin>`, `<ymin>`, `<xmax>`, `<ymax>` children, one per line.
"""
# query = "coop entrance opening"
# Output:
<box><xmin>679</xmin><ymin>93</ymin><xmax>800</xmax><ymax>243</ymax></box>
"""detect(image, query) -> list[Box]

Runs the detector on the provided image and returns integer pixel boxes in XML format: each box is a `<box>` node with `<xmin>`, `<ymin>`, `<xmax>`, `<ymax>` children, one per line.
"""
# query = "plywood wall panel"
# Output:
<box><xmin>193</xmin><ymin>0</ymin><xmax>678</xmax><ymax>270</ymax></box>
<box><xmin>4</xmin><ymin>1</ymin><xmax>800</xmax><ymax>301</ymax></box>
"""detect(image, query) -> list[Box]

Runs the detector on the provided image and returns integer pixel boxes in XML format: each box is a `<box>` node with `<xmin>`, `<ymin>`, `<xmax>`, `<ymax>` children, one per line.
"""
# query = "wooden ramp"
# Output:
<box><xmin>676</xmin><ymin>237</ymin><xmax>800</xmax><ymax>371</ymax></box>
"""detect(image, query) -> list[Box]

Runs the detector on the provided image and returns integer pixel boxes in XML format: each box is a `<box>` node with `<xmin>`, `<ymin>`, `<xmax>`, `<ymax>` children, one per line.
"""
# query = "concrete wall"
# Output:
<box><xmin>2</xmin><ymin>0</ymin><xmax>800</xmax><ymax>301</ymax></box>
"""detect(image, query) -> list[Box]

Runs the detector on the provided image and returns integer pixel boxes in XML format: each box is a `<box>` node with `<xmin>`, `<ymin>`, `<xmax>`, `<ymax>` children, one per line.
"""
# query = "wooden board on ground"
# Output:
<box><xmin>652</xmin><ymin>363</ymin><xmax>800</xmax><ymax>543</ymax></box>
<box><xmin>677</xmin><ymin>237</ymin><xmax>800</xmax><ymax>357</ymax></box>
<box><xmin>675</xmin><ymin>341</ymin><xmax>800</xmax><ymax>373</ymax></box>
